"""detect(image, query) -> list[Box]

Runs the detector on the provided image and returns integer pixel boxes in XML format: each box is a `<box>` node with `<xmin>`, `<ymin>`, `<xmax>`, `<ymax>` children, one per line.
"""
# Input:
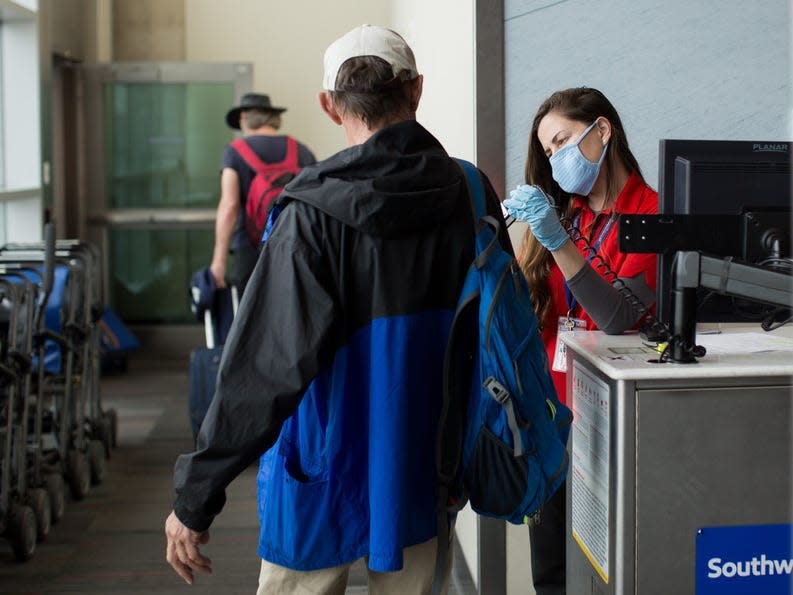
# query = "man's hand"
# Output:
<box><xmin>209</xmin><ymin>262</ymin><xmax>227</xmax><ymax>288</ymax></box>
<box><xmin>165</xmin><ymin>510</ymin><xmax>212</xmax><ymax>584</ymax></box>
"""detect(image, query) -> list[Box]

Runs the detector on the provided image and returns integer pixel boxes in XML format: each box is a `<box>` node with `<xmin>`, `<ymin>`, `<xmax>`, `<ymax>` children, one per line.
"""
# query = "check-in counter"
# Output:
<box><xmin>561</xmin><ymin>328</ymin><xmax>793</xmax><ymax>595</ymax></box>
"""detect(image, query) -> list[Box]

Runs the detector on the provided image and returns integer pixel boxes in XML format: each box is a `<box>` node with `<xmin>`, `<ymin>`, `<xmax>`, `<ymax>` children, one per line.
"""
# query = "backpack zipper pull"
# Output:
<box><xmin>523</xmin><ymin>510</ymin><xmax>542</xmax><ymax>526</ymax></box>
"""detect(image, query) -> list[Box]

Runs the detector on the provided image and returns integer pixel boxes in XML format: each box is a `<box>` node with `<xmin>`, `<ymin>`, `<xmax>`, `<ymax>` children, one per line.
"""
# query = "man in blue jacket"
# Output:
<box><xmin>165</xmin><ymin>24</ymin><xmax>507</xmax><ymax>593</ymax></box>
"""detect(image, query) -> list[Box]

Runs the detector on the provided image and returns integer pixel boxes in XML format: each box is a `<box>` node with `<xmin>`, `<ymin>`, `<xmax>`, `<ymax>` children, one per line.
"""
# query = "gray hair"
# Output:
<box><xmin>328</xmin><ymin>56</ymin><xmax>415</xmax><ymax>128</ymax></box>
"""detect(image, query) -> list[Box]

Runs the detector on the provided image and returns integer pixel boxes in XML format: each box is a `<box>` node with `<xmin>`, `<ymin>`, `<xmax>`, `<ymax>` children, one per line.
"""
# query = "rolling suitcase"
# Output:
<box><xmin>187</xmin><ymin>282</ymin><xmax>238</xmax><ymax>441</ymax></box>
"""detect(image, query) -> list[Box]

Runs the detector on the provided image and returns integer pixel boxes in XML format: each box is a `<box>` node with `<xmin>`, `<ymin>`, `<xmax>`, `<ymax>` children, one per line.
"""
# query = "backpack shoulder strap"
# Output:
<box><xmin>453</xmin><ymin>158</ymin><xmax>501</xmax><ymax>267</ymax></box>
<box><xmin>453</xmin><ymin>158</ymin><xmax>487</xmax><ymax>224</ymax></box>
<box><xmin>230</xmin><ymin>138</ymin><xmax>269</xmax><ymax>173</ymax></box>
<box><xmin>283</xmin><ymin>136</ymin><xmax>300</xmax><ymax>167</ymax></box>
<box><xmin>433</xmin><ymin>158</ymin><xmax>490</xmax><ymax>595</ymax></box>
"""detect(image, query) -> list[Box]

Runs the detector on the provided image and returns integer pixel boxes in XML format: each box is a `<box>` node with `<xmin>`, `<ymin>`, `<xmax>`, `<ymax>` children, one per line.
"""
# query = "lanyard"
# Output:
<box><xmin>563</xmin><ymin>212</ymin><xmax>617</xmax><ymax>314</ymax></box>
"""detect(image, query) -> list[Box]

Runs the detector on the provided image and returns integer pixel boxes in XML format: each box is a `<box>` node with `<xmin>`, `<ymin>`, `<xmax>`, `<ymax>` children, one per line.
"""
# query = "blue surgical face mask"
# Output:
<box><xmin>549</xmin><ymin>120</ymin><xmax>608</xmax><ymax>196</ymax></box>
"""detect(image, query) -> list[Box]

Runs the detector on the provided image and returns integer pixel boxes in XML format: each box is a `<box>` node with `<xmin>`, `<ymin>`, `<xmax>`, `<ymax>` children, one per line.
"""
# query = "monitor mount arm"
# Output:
<box><xmin>670</xmin><ymin>251</ymin><xmax>792</xmax><ymax>362</ymax></box>
<box><xmin>619</xmin><ymin>214</ymin><xmax>792</xmax><ymax>363</ymax></box>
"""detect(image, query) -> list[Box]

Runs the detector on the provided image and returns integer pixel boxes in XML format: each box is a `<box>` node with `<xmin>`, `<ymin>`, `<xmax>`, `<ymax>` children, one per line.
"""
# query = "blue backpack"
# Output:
<box><xmin>435</xmin><ymin>159</ymin><xmax>573</xmax><ymax>559</ymax></box>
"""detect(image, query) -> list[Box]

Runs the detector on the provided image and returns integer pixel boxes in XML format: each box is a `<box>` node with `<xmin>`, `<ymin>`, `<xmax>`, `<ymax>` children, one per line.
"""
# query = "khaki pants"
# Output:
<box><xmin>256</xmin><ymin>536</ymin><xmax>453</xmax><ymax>595</ymax></box>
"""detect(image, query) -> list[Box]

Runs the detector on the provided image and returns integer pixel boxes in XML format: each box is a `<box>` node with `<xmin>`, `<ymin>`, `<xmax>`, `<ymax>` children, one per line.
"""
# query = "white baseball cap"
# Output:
<box><xmin>323</xmin><ymin>24</ymin><xmax>419</xmax><ymax>91</ymax></box>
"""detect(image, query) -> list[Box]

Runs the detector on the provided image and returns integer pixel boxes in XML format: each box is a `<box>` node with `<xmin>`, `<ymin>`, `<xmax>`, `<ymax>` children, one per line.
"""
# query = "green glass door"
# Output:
<box><xmin>81</xmin><ymin>63</ymin><xmax>251</xmax><ymax>324</ymax></box>
<box><xmin>105</xmin><ymin>83</ymin><xmax>229</xmax><ymax>210</ymax></box>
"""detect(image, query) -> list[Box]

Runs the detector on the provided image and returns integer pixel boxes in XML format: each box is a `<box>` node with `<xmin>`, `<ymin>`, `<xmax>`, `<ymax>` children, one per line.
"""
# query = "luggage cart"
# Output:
<box><xmin>0</xmin><ymin>226</ymin><xmax>68</xmax><ymax>525</ymax></box>
<box><xmin>0</xmin><ymin>278</ymin><xmax>38</xmax><ymax>560</ymax></box>
<box><xmin>1</xmin><ymin>239</ymin><xmax>117</xmax><ymax>465</ymax></box>
<box><xmin>0</xmin><ymin>264</ymin><xmax>69</xmax><ymax>529</ymax></box>
<box><xmin>0</xmin><ymin>270</ymin><xmax>57</xmax><ymax>544</ymax></box>
<box><xmin>0</xmin><ymin>238</ymin><xmax>98</xmax><ymax>500</ymax></box>
<box><xmin>54</xmin><ymin>240</ymin><xmax>116</xmax><ymax>461</ymax></box>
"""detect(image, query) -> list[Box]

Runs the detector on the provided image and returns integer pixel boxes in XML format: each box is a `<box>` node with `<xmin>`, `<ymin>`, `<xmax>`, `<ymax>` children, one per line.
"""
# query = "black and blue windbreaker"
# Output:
<box><xmin>173</xmin><ymin>120</ymin><xmax>507</xmax><ymax>572</ymax></box>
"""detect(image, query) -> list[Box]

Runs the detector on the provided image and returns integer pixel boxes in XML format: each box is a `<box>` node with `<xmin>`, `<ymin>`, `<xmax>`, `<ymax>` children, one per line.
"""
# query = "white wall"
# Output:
<box><xmin>184</xmin><ymin>0</ymin><xmax>389</xmax><ymax>161</ymax></box>
<box><xmin>389</xmin><ymin>3</ymin><xmax>476</xmax><ymax>161</ymax></box>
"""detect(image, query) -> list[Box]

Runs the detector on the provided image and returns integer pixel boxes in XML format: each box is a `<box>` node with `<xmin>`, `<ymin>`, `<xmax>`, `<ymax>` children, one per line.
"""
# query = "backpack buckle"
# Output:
<box><xmin>484</xmin><ymin>377</ymin><xmax>510</xmax><ymax>404</ymax></box>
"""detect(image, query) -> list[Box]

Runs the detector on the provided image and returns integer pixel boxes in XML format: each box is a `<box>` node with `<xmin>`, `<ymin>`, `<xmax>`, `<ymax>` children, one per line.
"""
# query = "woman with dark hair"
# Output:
<box><xmin>503</xmin><ymin>87</ymin><xmax>657</xmax><ymax>594</ymax></box>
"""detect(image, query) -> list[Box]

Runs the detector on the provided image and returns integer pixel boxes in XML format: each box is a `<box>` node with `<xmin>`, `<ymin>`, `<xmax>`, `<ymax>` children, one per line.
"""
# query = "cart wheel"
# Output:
<box><xmin>95</xmin><ymin>416</ymin><xmax>111</xmax><ymax>459</ymax></box>
<box><xmin>27</xmin><ymin>488</ymin><xmax>51</xmax><ymax>542</ymax></box>
<box><xmin>106</xmin><ymin>408</ymin><xmax>119</xmax><ymax>449</ymax></box>
<box><xmin>87</xmin><ymin>440</ymin><xmax>106</xmax><ymax>485</ymax></box>
<box><xmin>8</xmin><ymin>503</ymin><xmax>37</xmax><ymax>561</ymax></box>
<box><xmin>67</xmin><ymin>450</ymin><xmax>91</xmax><ymax>500</ymax></box>
<box><xmin>44</xmin><ymin>473</ymin><xmax>65</xmax><ymax>523</ymax></box>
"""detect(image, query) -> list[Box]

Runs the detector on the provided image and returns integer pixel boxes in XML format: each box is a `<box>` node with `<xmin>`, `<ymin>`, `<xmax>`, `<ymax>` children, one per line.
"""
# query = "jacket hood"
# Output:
<box><xmin>279</xmin><ymin>120</ymin><xmax>465</xmax><ymax>237</ymax></box>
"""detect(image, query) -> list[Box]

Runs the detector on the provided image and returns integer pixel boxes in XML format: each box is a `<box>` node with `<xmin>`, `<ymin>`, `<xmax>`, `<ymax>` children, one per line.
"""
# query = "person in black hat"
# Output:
<box><xmin>210</xmin><ymin>92</ymin><xmax>316</xmax><ymax>295</ymax></box>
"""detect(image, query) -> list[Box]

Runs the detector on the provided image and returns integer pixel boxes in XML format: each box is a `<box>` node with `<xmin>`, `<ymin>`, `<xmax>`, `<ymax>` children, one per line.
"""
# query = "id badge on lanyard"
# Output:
<box><xmin>553</xmin><ymin>212</ymin><xmax>616</xmax><ymax>373</ymax></box>
<box><xmin>552</xmin><ymin>315</ymin><xmax>587</xmax><ymax>372</ymax></box>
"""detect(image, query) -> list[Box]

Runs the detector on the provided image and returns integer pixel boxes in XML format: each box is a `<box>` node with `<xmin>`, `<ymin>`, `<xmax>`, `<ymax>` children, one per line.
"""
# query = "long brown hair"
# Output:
<box><xmin>518</xmin><ymin>87</ymin><xmax>644</xmax><ymax>326</ymax></box>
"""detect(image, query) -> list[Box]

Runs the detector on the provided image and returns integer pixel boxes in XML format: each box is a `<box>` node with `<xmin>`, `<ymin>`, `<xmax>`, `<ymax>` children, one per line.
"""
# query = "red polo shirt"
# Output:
<box><xmin>541</xmin><ymin>172</ymin><xmax>658</xmax><ymax>403</ymax></box>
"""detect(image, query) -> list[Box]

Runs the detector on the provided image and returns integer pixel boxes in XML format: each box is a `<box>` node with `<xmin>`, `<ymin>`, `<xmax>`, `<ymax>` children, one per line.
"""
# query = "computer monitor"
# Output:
<box><xmin>656</xmin><ymin>139</ymin><xmax>792</xmax><ymax>324</ymax></box>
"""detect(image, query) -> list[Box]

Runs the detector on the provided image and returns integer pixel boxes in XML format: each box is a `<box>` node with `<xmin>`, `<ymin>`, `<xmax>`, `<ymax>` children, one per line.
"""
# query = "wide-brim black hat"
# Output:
<box><xmin>225</xmin><ymin>93</ymin><xmax>287</xmax><ymax>129</ymax></box>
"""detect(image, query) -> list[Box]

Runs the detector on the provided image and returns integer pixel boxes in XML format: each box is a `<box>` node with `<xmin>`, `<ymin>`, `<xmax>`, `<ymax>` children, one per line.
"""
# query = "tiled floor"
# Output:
<box><xmin>0</xmin><ymin>357</ymin><xmax>477</xmax><ymax>594</ymax></box>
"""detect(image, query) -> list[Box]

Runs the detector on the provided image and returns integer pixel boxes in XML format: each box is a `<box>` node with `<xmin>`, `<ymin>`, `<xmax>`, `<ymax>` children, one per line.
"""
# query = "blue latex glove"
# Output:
<box><xmin>503</xmin><ymin>185</ymin><xmax>569</xmax><ymax>251</ymax></box>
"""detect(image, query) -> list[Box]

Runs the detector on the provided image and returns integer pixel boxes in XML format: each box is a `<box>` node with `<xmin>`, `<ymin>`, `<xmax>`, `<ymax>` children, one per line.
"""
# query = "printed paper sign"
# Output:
<box><xmin>570</xmin><ymin>361</ymin><xmax>611</xmax><ymax>583</ymax></box>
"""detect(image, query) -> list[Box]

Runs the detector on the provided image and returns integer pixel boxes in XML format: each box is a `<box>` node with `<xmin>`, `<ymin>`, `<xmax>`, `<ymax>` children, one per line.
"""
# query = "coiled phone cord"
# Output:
<box><xmin>559</xmin><ymin>215</ymin><xmax>706</xmax><ymax>363</ymax></box>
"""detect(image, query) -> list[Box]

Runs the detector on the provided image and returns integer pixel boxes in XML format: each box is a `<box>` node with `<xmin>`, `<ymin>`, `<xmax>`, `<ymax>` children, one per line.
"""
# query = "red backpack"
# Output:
<box><xmin>231</xmin><ymin>137</ymin><xmax>301</xmax><ymax>246</ymax></box>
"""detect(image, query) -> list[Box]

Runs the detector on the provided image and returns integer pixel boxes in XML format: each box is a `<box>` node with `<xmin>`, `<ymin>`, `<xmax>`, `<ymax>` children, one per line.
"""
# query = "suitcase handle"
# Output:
<box><xmin>203</xmin><ymin>285</ymin><xmax>239</xmax><ymax>349</ymax></box>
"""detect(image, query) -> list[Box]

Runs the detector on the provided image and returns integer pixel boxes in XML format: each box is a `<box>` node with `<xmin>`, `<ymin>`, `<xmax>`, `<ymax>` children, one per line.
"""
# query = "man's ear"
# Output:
<box><xmin>409</xmin><ymin>75</ymin><xmax>424</xmax><ymax>113</ymax></box>
<box><xmin>318</xmin><ymin>92</ymin><xmax>343</xmax><ymax>125</ymax></box>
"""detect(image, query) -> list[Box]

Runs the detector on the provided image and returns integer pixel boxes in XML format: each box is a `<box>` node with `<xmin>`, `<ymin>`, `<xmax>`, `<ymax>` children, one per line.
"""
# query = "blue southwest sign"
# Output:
<box><xmin>696</xmin><ymin>524</ymin><xmax>792</xmax><ymax>595</ymax></box>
